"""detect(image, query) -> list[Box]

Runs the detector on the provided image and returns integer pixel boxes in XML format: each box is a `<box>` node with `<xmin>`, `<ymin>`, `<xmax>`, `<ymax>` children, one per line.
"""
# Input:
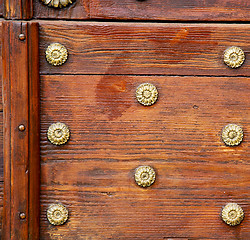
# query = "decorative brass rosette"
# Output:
<box><xmin>40</xmin><ymin>0</ymin><xmax>74</xmax><ymax>8</ymax></box>
<box><xmin>221</xmin><ymin>203</ymin><xmax>244</xmax><ymax>226</ymax></box>
<box><xmin>47</xmin><ymin>204</ymin><xmax>69</xmax><ymax>226</ymax></box>
<box><xmin>224</xmin><ymin>46</ymin><xmax>245</xmax><ymax>68</ymax></box>
<box><xmin>222</xmin><ymin>124</ymin><xmax>243</xmax><ymax>146</ymax></box>
<box><xmin>134</xmin><ymin>165</ymin><xmax>156</xmax><ymax>188</ymax></box>
<box><xmin>46</xmin><ymin>43</ymin><xmax>68</xmax><ymax>66</ymax></box>
<box><xmin>136</xmin><ymin>83</ymin><xmax>158</xmax><ymax>106</ymax></box>
<box><xmin>47</xmin><ymin>122</ymin><xmax>70</xmax><ymax>145</ymax></box>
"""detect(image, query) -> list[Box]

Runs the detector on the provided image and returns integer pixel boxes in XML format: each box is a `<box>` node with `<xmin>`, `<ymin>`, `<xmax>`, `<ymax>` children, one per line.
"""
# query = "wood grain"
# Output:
<box><xmin>0</xmin><ymin>21</ymin><xmax>3</xmax><ymax>239</ymax></box>
<box><xmin>40</xmin><ymin>22</ymin><xmax>250</xmax><ymax>76</ymax></box>
<box><xmin>40</xmin><ymin>75</ymin><xmax>250</xmax><ymax>239</ymax></box>
<box><xmin>0</xmin><ymin>114</ymin><xmax>3</xmax><ymax>240</ymax></box>
<box><xmin>27</xmin><ymin>22</ymin><xmax>40</xmax><ymax>239</ymax></box>
<box><xmin>2</xmin><ymin>21</ymin><xmax>40</xmax><ymax>240</ymax></box>
<box><xmin>2</xmin><ymin>21</ymin><xmax>30</xmax><ymax>240</ymax></box>
<box><xmin>0</xmin><ymin>0</ymin><xmax>3</xmax><ymax>17</ymax></box>
<box><xmin>34</xmin><ymin>0</ymin><xmax>89</xmax><ymax>19</ymax></box>
<box><xmin>4</xmin><ymin>0</ymin><xmax>33</xmax><ymax>19</ymax></box>
<box><xmin>90</xmin><ymin>0</ymin><xmax>250</xmax><ymax>21</ymax></box>
<box><xmin>0</xmin><ymin>21</ymin><xmax>2</xmax><ymax>110</ymax></box>
<box><xmin>33</xmin><ymin>0</ymin><xmax>250</xmax><ymax>21</ymax></box>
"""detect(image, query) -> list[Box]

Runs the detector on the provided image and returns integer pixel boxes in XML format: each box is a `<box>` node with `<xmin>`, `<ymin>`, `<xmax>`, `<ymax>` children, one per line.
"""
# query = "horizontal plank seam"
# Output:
<box><xmin>33</xmin><ymin>18</ymin><xmax>250</xmax><ymax>24</ymax></box>
<box><xmin>39</xmin><ymin>73</ymin><xmax>250</xmax><ymax>77</ymax></box>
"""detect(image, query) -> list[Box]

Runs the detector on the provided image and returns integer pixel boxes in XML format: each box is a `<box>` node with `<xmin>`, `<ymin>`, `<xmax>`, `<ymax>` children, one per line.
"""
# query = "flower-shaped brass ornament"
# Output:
<box><xmin>134</xmin><ymin>165</ymin><xmax>156</xmax><ymax>188</ymax></box>
<box><xmin>224</xmin><ymin>46</ymin><xmax>245</xmax><ymax>68</ymax></box>
<box><xmin>221</xmin><ymin>203</ymin><xmax>244</xmax><ymax>226</ymax></box>
<box><xmin>47</xmin><ymin>122</ymin><xmax>70</xmax><ymax>145</ymax></box>
<box><xmin>40</xmin><ymin>0</ymin><xmax>74</xmax><ymax>8</ymax></box>
<box><xmin>46</xmin><ymin>43</ymin><xmax>68</xmax><ymax>66</ymax></box>
<box><xmin>222</xmin><ymin>124</ymin><xmax>243</xmax><ymax>146</ymax></box>
<box><xmin>47</xmin><ymin>204</ymin><xmax>69</xmax><ymax>226</ymax></box>
<box><xmin>136</xmin><ymin>83</ymin><xmax>158</xmax><ymax>106</ymax></box>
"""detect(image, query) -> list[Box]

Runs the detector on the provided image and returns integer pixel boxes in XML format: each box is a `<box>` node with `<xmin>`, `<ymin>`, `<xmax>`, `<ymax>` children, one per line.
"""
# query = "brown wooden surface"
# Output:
<box><xmin>34</xmin><ymin>0</ymin><xmax>89</xmax><ymax>20</ymax></box>
<box><xmin>40</xmin><ymin>22</ymin><xmax>250</xmax><ymax>76</ymax></box>
<box><xmin>2</xmin><ymin>21</ymin><xmax>40</xmax><ymax>240</ymax></box>
<box><xmin>40</xmin><ymin>74</ymin><xmax>250</xmax><ymax>239</ymax></box>
<box><xmin>90</xmin><ymin>0</ymin><xmax>250</xmax><ymax>21</ymax></box>
<box><xmin>4</xmin><ymin>0</ymin><xmax>33</xmax><ymax>19</ymax></box>
<box><xmin>0</xmin><ymin>21</ymin><xmax>2</xmax><ymax>110</ymax></box>
<box><xmin>27</xmin><ymin>22</ymin><xmax>40</xmax><ymax>239</ymax></box>
<box><xmin>0</xmin><ymin>113</ymin><xmax>3</xmax><ymax>240</ymax></box>
<box><xmin>0</xmin><ymin>0</ymin><xmax>3</xmax><ymax>17</ymax></box>
<box><xmin>34</xmin><ymin>0</ymin><xmax>250</xmax><ymax>21</ymax></box>
<box><xmin>0</xmin><ymin>21</ymin><xmax>3</xmax><ymax>239</ymax></box>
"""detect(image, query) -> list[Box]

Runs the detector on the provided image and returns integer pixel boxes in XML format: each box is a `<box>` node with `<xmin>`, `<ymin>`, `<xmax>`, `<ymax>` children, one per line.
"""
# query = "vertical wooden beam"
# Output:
<box><xmin>4</xmin><ymin>0</ymin><xmax>33</xmax><ymax>19</ymax></box>
<box><xmin>2</xmin><ymin>21</ymin><xmax>40</xmax><ymax>240</ymax></box>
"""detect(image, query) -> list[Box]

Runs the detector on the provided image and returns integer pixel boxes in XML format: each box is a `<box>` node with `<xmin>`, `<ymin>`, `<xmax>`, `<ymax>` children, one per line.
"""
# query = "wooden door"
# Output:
<box><xmin>1</xmin><ymin>1</ymin><xmax>250</xmax><ymax>239</ymax></box>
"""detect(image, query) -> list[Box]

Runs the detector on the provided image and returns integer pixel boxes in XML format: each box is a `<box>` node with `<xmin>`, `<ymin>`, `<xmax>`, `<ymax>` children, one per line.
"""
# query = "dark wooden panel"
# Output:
<box><xmin>0</xmin><ymin>113</ymin><xmax>3</xmax><ymax>240</ymax></box>
<box><xmin>0</xmin><ymin>21</ymin><xmax>2</xmax><ymax>110</ymax></box>
<box><xmin>2</xmin><ymin>21</ymin><xmax>40</xmax><ymax>240</ymax></box>
<box><xmin>33</xmin><ymin>0</ymin><xmax>250</xmax><ymax>21</ymax></box>
<box><xmin>0</xmin><ymin>22</ymin><xmax>3</xmax><ymax>239</ymax></box>
<box><xmin>40</xmin><ymin>75</ymin><xmax>250</xmax><ymax>239</ymax></box>
<box><xmin>34</xmin><ymin>0</ymin><xmax>89</xmax><ymax>19</ymax></box>
<box><xmin>0</xmin><ymin>0</ymin><xmax>3</xmax><ymax>17</ymax></box>
<box><xmin>4</xmin><ymin>0</ymin><xmax>32</xmax><ymax>19</ymax></box>
<box><xmin>40</xmin><ymin>22</ymin><xmax>250</xmax><ymax>76</ymax></box>
<box><xmin>90</xmin><ymin>0</ymin><xmax>250</xmax><ymax>21</ymax></box>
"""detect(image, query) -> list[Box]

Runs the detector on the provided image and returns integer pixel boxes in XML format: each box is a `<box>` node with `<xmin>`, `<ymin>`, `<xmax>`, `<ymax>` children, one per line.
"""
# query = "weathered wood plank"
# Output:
<box><xmin>4</xmin><ymin>0</ymin><xmax>33</xmax><ymax>19</ymax></box>
<box><xmin>2</xmin><ymin>21</ymin><xmax>30</xmax><ymax>240</ymax></box>
<box><xmin>0</xmin><ymin>21</ymin><xmax>3</xmax><ymax>240</ymax></box>
<box><xmin>0</xmin><ymin>0</ymin><xmax>3</xmax><ymax>17</ymax></box>
<box><xmin>0</xmin><ymin>21</ymin><xmax>2</xmax><ymax>111</ymax></box>
<box><xmin>40</xmin><ymin>75</ymin><xmax>250</xmax><ymax>239</ymax></box>
<box><xmin>2</xmin><ymin>21</ymin><xmax>40</xmax><ymax>240</ymax></box>
<box><xmin>34</xmin><ymin>0</ymin><xmax>89</xmax><ymax>19</ymax></box>
<box><xmin>40</xmin><ymin>187</ymin><xmax>250</xmax><ymax>239</ymax></box>
<box><xmin>40</xmin><ymin>22</ymin><xmax>250</xmax><ymax>76</ymax></box>
<box><xmin>0</xmin><ymin>113</ymin><xmax>3</xmax><ymax>240</ymax></box>
<box><xmin>90</xmin><ymin>0</ymin><xmax>250</xmax><ymax>21</ymax></box>
<box><xmin>33</xmin><ymin>0</ymin><xmax>250</xmax><ymax>21</ymax></box>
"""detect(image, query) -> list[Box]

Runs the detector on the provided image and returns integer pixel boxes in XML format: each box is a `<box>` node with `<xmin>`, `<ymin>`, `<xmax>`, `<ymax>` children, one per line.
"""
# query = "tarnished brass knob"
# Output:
<box><xmin>221</xmin><ymin>203</ymin><xmax>244</xmax><ymax>226</ymax></box>
<box><xmin>46</xmin><ymin>43</ymin><xmax>68</xmax><ymax>66</ymax></box>
<box><xmin>47</xmin><ymin>204</ymin><xmax>68</xmax><ymax>226</ymax></box>
<box><xmin>224</xmin><ymin>46</ymin><xmax>245</xmax><ymax>68</ymax></box>
<box><xmin>136</xmin><ymin>83</ymin><xmax>158</xmax><ymax>106</ymax></box>
<box><xmin>222</xmin><ymin>124</ymin><xmax>243</xmax><ymax>146</ymax></box>
<box><xmin>134</xmin><ymin>165</ymin><xmax>156</xmax><ymax>187</ymax></box>
<box><xmin>40</xmin><ymin>0</ymin><xmax>74</xmax><ymax>8</ymax></box>
<box><xmin>47</xmin><ymin>122</ymin><xmax>70</xmax><ymax>145</ymax></box>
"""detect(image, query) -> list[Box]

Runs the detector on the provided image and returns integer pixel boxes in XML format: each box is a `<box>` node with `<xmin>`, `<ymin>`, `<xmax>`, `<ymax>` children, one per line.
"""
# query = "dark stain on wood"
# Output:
<box><xmin>96</xmin><ymin>54</ymin><xmax>133</xmax><ymax>120</ymax></box>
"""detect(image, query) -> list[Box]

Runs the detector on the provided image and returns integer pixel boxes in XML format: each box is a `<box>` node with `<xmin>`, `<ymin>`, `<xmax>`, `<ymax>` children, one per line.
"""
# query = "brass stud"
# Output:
<box><xmin>136</xmin><ymin>83</ymin><xmax>158</xmax><ymax>106</ymax></box>
<box><xmin>47</xmin><ymin>204</ymin><xmax>68</xmax><ymax>226</ymax></box>
<box><xmin>134</xmin><ymin>165</ymin><xmax>156</xmax><ymax>188</ymax></box>
<box><xmin>47</xmin><ymin>122</ymin><xmax>70</xmax><ymax>145</ymax></box>
<box><xmin>18</xmin><ymin>124</ymin><xmax>25</xmax><ymax>131</ymax></box>
<box><xmin>19</xmin><ymin>212</ymin><xmax>26</xmax><ymax>219</ymax></box>
<box><xmin>46</xmin><ymin>43</ymin><xmax>68</xmax><ymax>66</ymax></box>
<box><xmin>40</xmin><ymin>0</ymin><xmax>74</xmax><ymax>8</ymax></box>
<box><xmin>224</xmin><ymin>46</ymin><xmax>245</xmax><ymax>68</ymax></box>
<box><xmin>221</xmin><ymin>203</ymin><xmax>244</xmax><ymax>226</ymax></box>
<box><xmin>222</xmin><ymin>124</ymin><xmax>243</xmax><ymax>146</ymax></box>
